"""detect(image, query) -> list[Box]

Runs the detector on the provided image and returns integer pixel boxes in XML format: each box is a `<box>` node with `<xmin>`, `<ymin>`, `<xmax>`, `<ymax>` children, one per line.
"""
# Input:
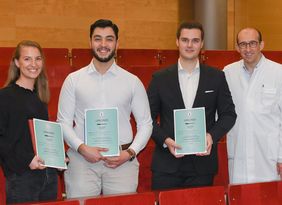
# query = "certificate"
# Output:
<box><xmin>174</xmin><ymin>107</ymin><xmax>207</xmax><ymax>155</ymax></box>
<box><xmin>85</xmin><ymin>107</ymin><xmax>119</xmax><ymax>157</ymax></box>
<box><xmin>29</xmin><ymin>119</ymin><xmax>67</xmax><ymax>169</ymax></box>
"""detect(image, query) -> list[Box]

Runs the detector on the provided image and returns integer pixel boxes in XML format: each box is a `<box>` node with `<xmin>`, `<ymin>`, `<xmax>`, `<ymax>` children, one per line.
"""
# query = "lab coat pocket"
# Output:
<box><xmin>261</xmin><ymin>88</ymin><xmax>277</xmax><ymax>111</ymax></box>
<box><xmin>267</xmin><ymin>134</ymin><xmax>279</xmax><ymax>161</ymax></box>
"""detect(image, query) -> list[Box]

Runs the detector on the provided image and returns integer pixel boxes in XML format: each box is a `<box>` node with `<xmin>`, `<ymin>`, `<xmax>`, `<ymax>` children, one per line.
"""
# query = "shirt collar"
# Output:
<box><xmin>242</xmin><ymin>54</ymin><xmax>265</xmax><ymax>74</ymax></box>
<box><xmin>178</xmin><ymin>59</ymin><xmax>200</xmax><ymax>74</ymax></box>
<box><xmin>87</xmin><ymin>59</ymin><xmax>118</xmax><ymax>76</ymax></box>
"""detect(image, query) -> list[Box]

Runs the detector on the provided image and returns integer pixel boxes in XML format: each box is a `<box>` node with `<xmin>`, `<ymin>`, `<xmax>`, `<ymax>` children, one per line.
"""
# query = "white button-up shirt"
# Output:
<box><xmin>57</xmin><ymin>60</ymin><xmax>153</xmax><ymax>154</ymax></box>
<box><xmin>178</xmin><ymin>59</ymin><xmax>200</xmax><ymax>108</ymax></box>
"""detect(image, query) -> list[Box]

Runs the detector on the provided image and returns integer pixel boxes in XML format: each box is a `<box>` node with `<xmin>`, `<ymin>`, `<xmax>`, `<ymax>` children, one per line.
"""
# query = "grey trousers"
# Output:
<box><xmin>64</xmin><ymin>149</ymin><xmax>139</xmax><ymax>198</ymax></box>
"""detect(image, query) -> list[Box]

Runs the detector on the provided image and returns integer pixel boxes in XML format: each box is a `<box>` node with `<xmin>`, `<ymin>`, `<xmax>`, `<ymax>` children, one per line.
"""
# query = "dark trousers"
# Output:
<box><xmin>152</xmin><ymin>170</ymin><xmax>214</xmax><ymax>190</ymax></box>
<box><xmin>6</xmin><ymin>168</ymin><xmax>58</xmax><ymax>204</ymax></box>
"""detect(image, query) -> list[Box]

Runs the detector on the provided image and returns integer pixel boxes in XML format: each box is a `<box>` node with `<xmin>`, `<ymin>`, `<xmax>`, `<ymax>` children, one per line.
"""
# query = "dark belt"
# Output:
<box><xmin>121</xmin><ymin>143</ymin><xmax>132</xmax><ymax>150</ymax></box>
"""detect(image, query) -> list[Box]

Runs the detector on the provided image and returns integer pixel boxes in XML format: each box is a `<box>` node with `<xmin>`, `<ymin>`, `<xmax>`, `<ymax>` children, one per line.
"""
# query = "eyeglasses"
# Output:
<box><xmin>238</xmin><ymin>41</ymin><xmax>259</xmax><ymax>49</ymax></box>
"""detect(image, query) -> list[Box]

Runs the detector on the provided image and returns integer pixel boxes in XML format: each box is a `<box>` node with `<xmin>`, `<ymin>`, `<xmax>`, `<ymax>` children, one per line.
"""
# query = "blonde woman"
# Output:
<box><xmin>0</xmin><ymin>40</ymin><xmax>58</xmax><ymax>203</ymax></box>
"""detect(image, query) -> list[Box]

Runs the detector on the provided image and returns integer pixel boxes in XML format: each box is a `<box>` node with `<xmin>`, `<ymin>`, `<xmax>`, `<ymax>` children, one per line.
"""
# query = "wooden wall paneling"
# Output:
<box><xmin>0</xmin><ymin>1</ymin><xmax>16</xmax><ymax>47</ymax></box>
<box><xmin>0</xmin><ymin>0</ymin><xmax>180</xmax><ymax>49</ymax></box>
<box><xmin>13</xmin><ymin>0</ymin><xmax>125</xmax><ymax>49</ymax></box>
<box><xmin>178</xmin><ymin>0</ymin><xmax>194</xmax><ymax>23</ymax></box>
<box><xmin>227</xmin><ymin>0</ymin><xmax>235</xmax><ymax>50</ymax></box>
<box><xmin>3</xmin><ymin>0</ymin><xmax>282</xmax><ymax>50</ymax></box>
<box><xmin>233</xmin><ymin>1</ymin><xmax>282</xmax><ymax>50</ymax></box>
<box><xmin>121</xmin><ymin>0</ymin><xmax>178</xmax><ymax>49</ymax></box>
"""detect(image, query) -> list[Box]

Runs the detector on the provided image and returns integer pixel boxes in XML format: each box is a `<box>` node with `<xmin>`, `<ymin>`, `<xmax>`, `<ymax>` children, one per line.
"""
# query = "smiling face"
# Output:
<box><xmin>176</xmin><ymin>28</ymin><xmax>204</xmax><ymax>62</ymax></box>
<box><xmin>236</xmin><ymin>28</ymin><xmax>264</xmax><ymax>68</ymax></box>
<box><xmin>15</xmin><ymin>46</ymin><xmax>43</xmax><ymax>84</ymax></box>
<box><xmin>90</xmin><ymin>27</ymin><xmax>118</xmax><ymax>63</ymax></box>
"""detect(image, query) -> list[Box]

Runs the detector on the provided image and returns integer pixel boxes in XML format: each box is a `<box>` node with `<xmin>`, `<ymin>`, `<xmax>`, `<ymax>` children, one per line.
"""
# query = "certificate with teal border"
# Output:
<box><xmin>174</xmin><ymin>107</ymin><xmax>207</xmax><ymax>155</ymax></box>
<box><xmin>32</xmin><ymin>119</ymin><xmax>67</xmax><ymax>169</ymax></box>
<box><xmin>85</xmin><ymin>107</ymin><xmax>119</xmax><ymax>157</ymax></box>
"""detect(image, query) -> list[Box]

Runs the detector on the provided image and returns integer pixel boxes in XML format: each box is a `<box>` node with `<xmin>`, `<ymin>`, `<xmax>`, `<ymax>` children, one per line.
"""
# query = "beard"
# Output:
<box><xmin>92</xmin><ymin>47</ymin><xmax>116</xmax><ymax>63</ymax></box>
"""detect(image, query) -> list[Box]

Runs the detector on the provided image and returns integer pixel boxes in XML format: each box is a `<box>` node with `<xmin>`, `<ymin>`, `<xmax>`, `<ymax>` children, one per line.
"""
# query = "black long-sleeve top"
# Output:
<box><xmin>0</xmin><ymin>83</ymin><xmax>48</xmax><ymax>176</ymax></box>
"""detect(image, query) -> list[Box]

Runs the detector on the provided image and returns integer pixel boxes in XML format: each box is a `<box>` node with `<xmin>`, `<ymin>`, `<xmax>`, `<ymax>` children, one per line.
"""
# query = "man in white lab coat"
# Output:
<box><xmin>224</xmin><ymin>28</ymin><xmax>282</xmax><ymax>184</ymax></box>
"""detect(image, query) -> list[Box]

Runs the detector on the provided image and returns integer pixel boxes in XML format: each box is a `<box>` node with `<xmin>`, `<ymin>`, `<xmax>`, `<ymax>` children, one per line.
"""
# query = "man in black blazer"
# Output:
<box><xmin>147</xmin><ymin>21</ymin><xmax>236</xmax><ymax>190</ymax></box>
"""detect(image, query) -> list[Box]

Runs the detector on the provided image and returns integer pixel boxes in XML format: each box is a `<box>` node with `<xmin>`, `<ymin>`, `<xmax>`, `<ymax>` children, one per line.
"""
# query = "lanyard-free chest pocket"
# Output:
<box><xmin>261</xmin><ymin>87</ymin><xmax>277</xmax><ymax>112</ymax></box>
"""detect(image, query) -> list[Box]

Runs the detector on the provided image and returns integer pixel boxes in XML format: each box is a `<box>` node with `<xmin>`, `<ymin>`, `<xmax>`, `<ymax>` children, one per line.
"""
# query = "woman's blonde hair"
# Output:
<box><xmin>4</xmin><ymin>40</ymin><xmax>50</xmax><ymax>104</ymax></box>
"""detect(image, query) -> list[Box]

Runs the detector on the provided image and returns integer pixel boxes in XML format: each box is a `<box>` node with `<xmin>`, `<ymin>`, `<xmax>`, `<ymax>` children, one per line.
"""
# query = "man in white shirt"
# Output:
<box><xmin>57</xmin><ymin>19</ymin><xmax>152</xmax><ymax>198</ymax></box>
<box><xmin>224</xmin><ymin>27</ymin><xmax>282</xmax><ymax>184</ymax></box>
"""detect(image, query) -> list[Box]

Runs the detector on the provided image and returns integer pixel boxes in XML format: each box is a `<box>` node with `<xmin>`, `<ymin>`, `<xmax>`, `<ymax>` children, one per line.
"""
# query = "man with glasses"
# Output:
<box><xmin>224</xmin><ymin>27</ymin><xmax>282</xmax><ymax>184</ymax></box>
<box><xmin>147</xmin><ymin>21</ymin><xmax>236</xmax><ymax>190</ymax></box>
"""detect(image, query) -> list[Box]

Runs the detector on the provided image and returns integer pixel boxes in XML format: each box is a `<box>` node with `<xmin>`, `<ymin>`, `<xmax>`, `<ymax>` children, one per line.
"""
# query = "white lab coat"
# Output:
<box><xmin>224</xmin><ymin>55</ymin><xmax>282</xmax><ymax>184</ymax></box>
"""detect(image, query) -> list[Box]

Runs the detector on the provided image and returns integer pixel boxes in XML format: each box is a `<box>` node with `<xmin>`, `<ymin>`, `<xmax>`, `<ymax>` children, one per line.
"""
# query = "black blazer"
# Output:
<box><xmin>147</xmin><ymin>64</ymin><xmax>236</xmax><ymax>175</ymax></box>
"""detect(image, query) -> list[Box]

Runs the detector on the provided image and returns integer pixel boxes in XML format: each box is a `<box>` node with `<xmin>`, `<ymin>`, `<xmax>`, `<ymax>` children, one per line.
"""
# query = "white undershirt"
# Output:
<box><xmin>178</xmin><ymin>59</ymin><xmax>200</xmax><ymax>108</ymax></box>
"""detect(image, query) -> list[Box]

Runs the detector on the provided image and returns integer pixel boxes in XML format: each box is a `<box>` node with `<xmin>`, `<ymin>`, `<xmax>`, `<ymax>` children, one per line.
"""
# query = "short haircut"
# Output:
<box><xmin>236</xmin><ymin>28</ymin><xmax>262</xmax><ymax>44</ymax></box>
<box><xmin>90</xmin><ymin>19</ymin><xmax>119</xmax><ymax>40</ymax></box>
<box><xmin>176</xmin><ymin>21</ymin><xmax>204</xmax><ymax>40</ymax></box>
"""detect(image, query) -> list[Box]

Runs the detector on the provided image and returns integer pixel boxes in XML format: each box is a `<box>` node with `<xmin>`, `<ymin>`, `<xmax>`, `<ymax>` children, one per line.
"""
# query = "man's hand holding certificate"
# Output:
<box><xmin>85</xmin><ymin>108</ymin><xmax>119</xmax><ymax>157</ymax></box>
<box><xmin>174</xmin><ymin>107</ymin><xmax>207</xmax><ymax>155</ymax></box>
